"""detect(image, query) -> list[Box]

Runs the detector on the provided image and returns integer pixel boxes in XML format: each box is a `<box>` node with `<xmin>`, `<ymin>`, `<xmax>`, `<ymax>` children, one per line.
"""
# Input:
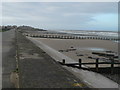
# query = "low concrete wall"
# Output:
<box><xmin>27</xmin><ymin>37</ymin><xmax>119</xmax><ymax>89</ymax></box>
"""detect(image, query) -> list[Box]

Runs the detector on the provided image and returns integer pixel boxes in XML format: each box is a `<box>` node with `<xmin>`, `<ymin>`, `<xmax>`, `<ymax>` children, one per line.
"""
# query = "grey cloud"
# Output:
<box><xmin>2</xmin><ymin>2</ymin><xmax>118</xmax><ymax>30</ymax></box>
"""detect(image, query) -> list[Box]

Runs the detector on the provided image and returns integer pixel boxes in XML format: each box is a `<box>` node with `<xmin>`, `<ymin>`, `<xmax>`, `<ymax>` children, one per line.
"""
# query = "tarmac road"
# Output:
<box><xmin>2</xmin><ymin>29</ymin><xmax>16</xmax><ymax>88</ymax></box>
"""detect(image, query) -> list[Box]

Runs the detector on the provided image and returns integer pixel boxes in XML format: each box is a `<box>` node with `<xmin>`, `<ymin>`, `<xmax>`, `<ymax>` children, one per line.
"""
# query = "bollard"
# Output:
<box><xmin>62</xmin><ymin>59</ymin><xmax>65</xmax><ymax>64</ymax></box>
<box><xmin>79</xmin><ymin>59</ymin><xmax>82</xmax><ymax>68</ymax></box>
<box><xmin>96</xmin><ymin>58</ymin><xmax>99</xmax><ymax>72</ymax></box>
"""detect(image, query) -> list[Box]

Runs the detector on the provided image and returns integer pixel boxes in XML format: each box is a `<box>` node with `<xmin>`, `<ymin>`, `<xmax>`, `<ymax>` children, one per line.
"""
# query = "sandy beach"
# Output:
<box><xmin>33</xmin><ymin>38</ymin><xmax>118</xmax><ymax>68</ymax></box>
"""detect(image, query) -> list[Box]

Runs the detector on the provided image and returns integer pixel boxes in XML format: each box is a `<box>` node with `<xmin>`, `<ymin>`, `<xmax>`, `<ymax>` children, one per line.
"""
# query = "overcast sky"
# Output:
<box><xmin>2</xmin><ymin>2</ymin><xmax>118</xmax><ymax>31</ymax></box>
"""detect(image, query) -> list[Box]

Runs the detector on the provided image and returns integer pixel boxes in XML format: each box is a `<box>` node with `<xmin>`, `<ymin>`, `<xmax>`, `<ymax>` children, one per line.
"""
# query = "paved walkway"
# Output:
<box><xmin>2</xmin><ymin>29</ymin><xmax>16</xmax><ymax>88</ymax></box>
<box><xmin>17</xmin><ymin>31</ymin><xmax>88</xmax><ymax>88</ymax></box>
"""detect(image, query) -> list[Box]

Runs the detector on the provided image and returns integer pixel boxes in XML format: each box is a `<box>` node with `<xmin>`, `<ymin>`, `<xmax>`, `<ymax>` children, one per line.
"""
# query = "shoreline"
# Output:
<box><xmin>32</xmin><ymin>38</ymin><xmax>118</xmax><ymax>68</ymax></box>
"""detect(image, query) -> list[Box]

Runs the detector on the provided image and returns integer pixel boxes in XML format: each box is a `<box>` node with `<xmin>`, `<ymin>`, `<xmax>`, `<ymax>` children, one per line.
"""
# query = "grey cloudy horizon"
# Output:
<box><xmin>1</xmin><ymin>2</ymin><xmax>118</xmax><ymax>31</ymax></box>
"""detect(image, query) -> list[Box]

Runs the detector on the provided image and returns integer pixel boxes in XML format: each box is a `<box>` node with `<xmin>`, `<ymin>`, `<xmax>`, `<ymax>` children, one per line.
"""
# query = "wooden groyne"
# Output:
<box><xmin>23</xmin><ymin>33</ymin><xmax>119</xmax><ymax>41</ymax></box>
<box><xmin>59</xmin><ymin>58</ymin><xmax>120</xmax><ymax>74</ymax></box>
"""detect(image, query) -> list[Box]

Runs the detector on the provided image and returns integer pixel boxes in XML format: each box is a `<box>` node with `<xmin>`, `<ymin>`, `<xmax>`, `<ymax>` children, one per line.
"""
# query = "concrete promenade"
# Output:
<box><xmin>17</xmin><ymin>31</ymin><xmax>88</xmax><ymax>88</ymax></box>
<box><xmin>2</xmin><ymin>29</ymin><xmax>16</xmax><ymax>88</ymax></box>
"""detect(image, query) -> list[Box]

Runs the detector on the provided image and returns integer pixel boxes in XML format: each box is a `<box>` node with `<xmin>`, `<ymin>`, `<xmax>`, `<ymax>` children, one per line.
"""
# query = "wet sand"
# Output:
<box><xmin>34</xmin><ymin>38</ymin><xmax>118</xmax><ymax>68</ymax></box>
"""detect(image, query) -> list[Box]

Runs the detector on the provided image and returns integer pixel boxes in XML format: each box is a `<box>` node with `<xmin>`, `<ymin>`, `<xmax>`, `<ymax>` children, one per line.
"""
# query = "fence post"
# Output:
<box><xmin>62</xmin><ymin>59</ymin><xmax>65</xmax><ymax>64</ymax></box>
<box><xmin>79</xmin><ymin>59</ymin><xmax>82</xmax><ymax>68</ymax></box>
<box><xmin>111</xmin><ymin>57</ymin><xmax>114</xmax><ymax>74</ymax></box>
<box><xmin>96</xmin><ymin>58</ymin><xmax>99</xmax><ymax>72</ymax></box>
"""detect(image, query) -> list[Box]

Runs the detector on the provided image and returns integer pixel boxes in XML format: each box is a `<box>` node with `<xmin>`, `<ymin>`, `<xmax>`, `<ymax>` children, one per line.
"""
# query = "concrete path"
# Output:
<box><xmin>2</xmin><ymin>29</ymin><xmax>16</xmax><ymax>88</ymax></box>
<box><xmin>18</xmin><ymin>32</ymin><xmax>88</xmax><ymax>88</ymax></box>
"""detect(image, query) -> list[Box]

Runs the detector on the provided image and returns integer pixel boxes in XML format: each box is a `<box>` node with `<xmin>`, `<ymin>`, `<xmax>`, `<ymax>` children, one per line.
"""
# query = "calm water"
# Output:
<box><xmin>78</xmin><ymin>47</ymin><xmax>107</xmax><ymax>52</ymax></box>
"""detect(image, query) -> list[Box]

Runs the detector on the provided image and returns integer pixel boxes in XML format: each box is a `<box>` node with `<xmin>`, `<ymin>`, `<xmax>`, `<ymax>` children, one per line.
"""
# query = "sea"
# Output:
<box><xmin>57</xmin><ymin>30</ymin><xmax>118</xmax><ymax>38</ymax></box>
<box><xmin>36</xmin><ymin>29</ymin><xmax>119</xmax><ymax>42</ymax></box>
